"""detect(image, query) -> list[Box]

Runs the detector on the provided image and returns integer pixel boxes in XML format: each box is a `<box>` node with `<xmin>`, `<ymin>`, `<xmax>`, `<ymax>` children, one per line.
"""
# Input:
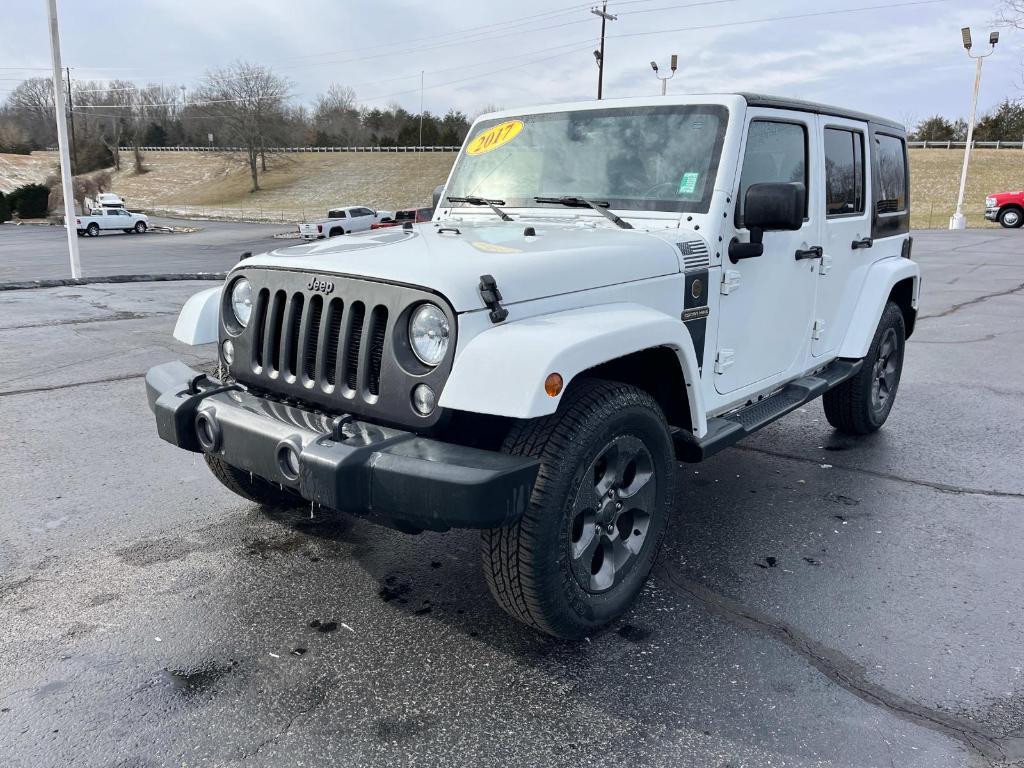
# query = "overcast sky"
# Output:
<box><xmin>1</xmin><ymin>0</ymin><xmax>1019</xmax><ymax>126</ymax></box>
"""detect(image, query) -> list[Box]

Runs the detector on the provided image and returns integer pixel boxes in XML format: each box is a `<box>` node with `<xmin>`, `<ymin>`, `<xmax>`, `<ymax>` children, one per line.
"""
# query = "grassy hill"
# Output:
<box><xmin>2</xmin><ymin>147</ymin><xmax>1021</xmax><ymax>228</ymax></box>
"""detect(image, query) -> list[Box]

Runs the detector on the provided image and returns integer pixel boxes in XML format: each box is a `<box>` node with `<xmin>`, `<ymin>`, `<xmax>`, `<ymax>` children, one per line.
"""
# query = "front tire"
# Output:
<box><xmin>823</xmin><ymin>301</ymin><xmax>906</xmax><ymax>434</ymax></box>
<box><xmin>998</xmin><ymin>207</ymin><xmax>1023</xmax><ymax>229</ymax></box>
<box><xmin>134</xmin><ymin>221</ymin><xmax>147</xmax><ymax>233</ymax></box>
<box><xmin>204</xmin><ymin>454</ymin><xmax>302</xmax><ymax>509</ymax></box>
<box><xmin>482</xmin><ymin>379</ymin><xmax>675</xmax><ymax>639</ymax></box>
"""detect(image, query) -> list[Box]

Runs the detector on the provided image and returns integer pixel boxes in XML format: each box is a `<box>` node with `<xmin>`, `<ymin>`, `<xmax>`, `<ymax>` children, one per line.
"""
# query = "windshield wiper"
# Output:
<box><xmin>446</xmin><ymin>196</ymin><xmax>513</xmax><ymax>222</ymax></box>
<box><xmin>533</xmin><ymin>196</ymin><xmax>633</xmax><ymax>229</ymax></box>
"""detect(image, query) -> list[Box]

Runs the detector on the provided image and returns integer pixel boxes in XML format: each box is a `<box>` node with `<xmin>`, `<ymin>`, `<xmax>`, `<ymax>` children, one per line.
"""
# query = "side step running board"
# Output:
<box><xmin>674</xmin><ymin>359</ymin><xmax>863</xmax><ymax>463</ymax></box>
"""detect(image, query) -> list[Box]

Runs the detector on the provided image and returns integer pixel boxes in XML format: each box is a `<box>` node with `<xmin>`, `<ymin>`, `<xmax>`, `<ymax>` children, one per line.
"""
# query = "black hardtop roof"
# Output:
<box><xmin>740</xmin><ymin>93</ymin><xmax>905</xmax><ymax>133</ymax></box>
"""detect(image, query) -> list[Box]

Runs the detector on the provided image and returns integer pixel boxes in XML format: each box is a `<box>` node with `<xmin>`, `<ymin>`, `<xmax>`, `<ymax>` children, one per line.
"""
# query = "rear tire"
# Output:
<box><xmin>204</xmin><ymin>454</ymin><xmax>302</xmax><ymax>509</ymax></box>
<box><xmin>823</xmin><ymin>301</ymin><xmax>905</xmax><ymax>435</ymax></box>
<box><xmin>86</xmin><ymin>223</ymin><xmax>99</xmax><ymax>237</ymax></box>
<box><xmin>328</xmin><ymin>227</ymin><xmax>344</xmax><ymax>237</ymax></box>
<box><xmin>482</xmin><ymin>379</ymin><xmax>675</xmax><ymax>639</ymax></box>
<box><xmin>998</xmin><ymin>207</ymin><xmax>1023</xmax><ymax>229</ymax></box>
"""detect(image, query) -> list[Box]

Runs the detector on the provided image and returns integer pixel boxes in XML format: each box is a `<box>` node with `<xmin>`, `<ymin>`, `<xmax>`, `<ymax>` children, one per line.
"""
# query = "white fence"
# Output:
<box><xmin>114</xmin><ymin>145</ymin><xmax>461</xmax><ymax>153</ymax></box>
<box><xmin>908</xmin><ymin>140</ymin><xmax>1024</xmax><ymax>150</ymax></box>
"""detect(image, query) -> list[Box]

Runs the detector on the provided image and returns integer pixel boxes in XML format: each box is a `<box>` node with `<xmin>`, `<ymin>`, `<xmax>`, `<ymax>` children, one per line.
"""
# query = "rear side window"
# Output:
<box><xmin>824</xmin><ymin>128</ymin><xmax>865</xmax><ymax>216</ymax></box>
<box><xmin>874</xmin><ymin>134</ymin><xmax>907</xmax><ymax>214</ymax></box>
<box><xmin>328</xmin><ymin>210</ymin><xmax>347</xmax><ymax>218</ymax></box>
<box><xmin>737</xmin><ymin>120</ymin><xmax>808</xmax><ymax>224</ymax></box>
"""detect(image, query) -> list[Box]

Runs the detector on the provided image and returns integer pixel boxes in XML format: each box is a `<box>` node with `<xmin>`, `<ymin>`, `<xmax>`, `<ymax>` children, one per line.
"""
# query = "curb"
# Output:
<box><xmin>0</xmin><ymin>273</ymin><xmax>226</xmax><ymax>292</ymax></box>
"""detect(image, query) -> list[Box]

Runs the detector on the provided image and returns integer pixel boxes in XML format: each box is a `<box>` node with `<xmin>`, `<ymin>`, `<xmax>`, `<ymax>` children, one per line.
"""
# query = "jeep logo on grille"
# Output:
<box><xmin>307</xmin><ymin>277</ymin><xmax>335</xmax><ymax>294</ymax></box>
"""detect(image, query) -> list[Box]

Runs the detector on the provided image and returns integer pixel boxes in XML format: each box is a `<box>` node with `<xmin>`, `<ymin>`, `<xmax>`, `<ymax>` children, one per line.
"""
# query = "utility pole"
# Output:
<box><xmin>950</xmin><ymin>27</ymin><xmax>998</xmax><ymax>230</ymax></box>
<box><xmin>65</xmin><ymin>66</ymin><xmax>77</xmax><ymax>175</ymax></box>
<box><xmin>651</xmin><ymin>54</ymin><xmax>678</xmax><ymax>96</ymax></box>
<box><xmin>419</xmin><ymin>70</ymin><xmax>424</xmax><ymax>147</ymax></box>
<box><xmin>46</xmin><ymin>0</ymin><xmax>80</xmax><ymax>279</ymax></box>
<box><xmin>591</xmin><ymin>3</ymin><xmax>617</xmax><ymax>100</ymax></box>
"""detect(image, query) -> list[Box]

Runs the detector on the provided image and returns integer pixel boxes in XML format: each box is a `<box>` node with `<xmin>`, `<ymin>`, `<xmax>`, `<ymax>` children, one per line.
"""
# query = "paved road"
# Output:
<box><xmin>0</xmin><ymin>230</ymin><xmax>1022</xmax><ymax>766</ymax></box>
<box><xmin>0</xmin><ymin>217</ymin><xmax>290</xmax><ymax>282</ymax></box>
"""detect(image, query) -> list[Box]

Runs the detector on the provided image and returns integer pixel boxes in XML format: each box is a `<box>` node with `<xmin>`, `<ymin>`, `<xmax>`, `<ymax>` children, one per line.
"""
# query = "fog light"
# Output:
<box><xmin>221</xmin><ymin>339</ymin><xmax>234</xmax><ymax>365</ymax></box>
<box><xmin>412</xmin><ymin>384</ymin><xmax>436</xmax><ymax>416</ymax></box>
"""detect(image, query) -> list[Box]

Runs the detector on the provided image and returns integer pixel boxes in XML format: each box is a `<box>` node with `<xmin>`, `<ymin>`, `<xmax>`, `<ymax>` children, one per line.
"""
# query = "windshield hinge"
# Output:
<box><xmin>478</xmin><ymin>274</ymin><xmax>509</xmax><ymax>323</ymax></box>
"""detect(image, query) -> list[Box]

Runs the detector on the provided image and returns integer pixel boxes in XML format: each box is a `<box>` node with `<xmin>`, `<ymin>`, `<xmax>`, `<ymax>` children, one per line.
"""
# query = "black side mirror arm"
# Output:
<box><xmin>728</xmin><ymin>227</ymin><xmax>764</xmax><ymax>263</ymax></box>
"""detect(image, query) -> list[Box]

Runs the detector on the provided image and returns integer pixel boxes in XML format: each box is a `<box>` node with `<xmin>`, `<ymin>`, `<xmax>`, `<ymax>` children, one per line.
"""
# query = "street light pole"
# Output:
<box><xmin>950</xmin><ymin>27</ymin><xmax>998</xmax><ymax>230</ymax></box>
<box><xmin>46</xmin><ymin>0</ymin><xmax>80</xmax><ymax>279</ymax></box>
<box><xmin>419</xmin><ymin>70</ymin><xmax>424</xmax><ymax>147</ymax></box>
<box><xmin>651</xmin><ymin>54</ymin><xmax>678</xmax><ymax>96</ymax></box>
<box><xmin>591</xmin><ymin>3</ymin><xmax>617</xmax><ymax>100</ymax></box>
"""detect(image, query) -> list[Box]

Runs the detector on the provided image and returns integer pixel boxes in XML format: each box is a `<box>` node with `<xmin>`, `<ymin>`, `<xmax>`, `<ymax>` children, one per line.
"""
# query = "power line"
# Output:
<box><xmin>608</xmin><ymin>0</ymin><xmax>954</xmax><ymax>41</ymax></box>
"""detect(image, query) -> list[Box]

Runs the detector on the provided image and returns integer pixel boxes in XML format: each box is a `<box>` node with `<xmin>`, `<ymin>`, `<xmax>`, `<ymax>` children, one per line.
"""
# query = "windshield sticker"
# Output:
<box><xmin>678</xmin><ymin>172</ymin><xmax>699</xmax><ymax>195</ymax></box>
<box><xmin>467</xmin><ymin>120</ymin><xmax>524</xmax><ymax>156</ymax></box>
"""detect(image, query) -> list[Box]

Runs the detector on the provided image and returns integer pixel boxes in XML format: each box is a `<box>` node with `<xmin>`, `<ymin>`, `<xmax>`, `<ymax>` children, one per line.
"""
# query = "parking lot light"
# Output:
<box><xmin>950</xmin><ymin>27</ymin><xmax>999</xmax><ymax>230</ymax></box>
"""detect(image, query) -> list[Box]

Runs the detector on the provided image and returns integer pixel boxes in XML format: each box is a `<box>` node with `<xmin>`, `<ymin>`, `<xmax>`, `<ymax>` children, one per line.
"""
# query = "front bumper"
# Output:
<box><xmin>146</xmin><ymin>361</ymin><xmax>538</xmax><ymax>531</ymax></box>
<box><xmin>985</xmin><ymin>207</ymin><xmax>999</xmax><ymax>221</ymax></box>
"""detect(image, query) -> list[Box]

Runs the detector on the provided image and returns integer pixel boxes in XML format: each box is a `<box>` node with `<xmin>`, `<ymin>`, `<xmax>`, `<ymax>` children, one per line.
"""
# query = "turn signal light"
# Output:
<box><xmin>544</xmin><ymin>373</ymin><xmax>563</xmax><ymax>397</ymax></box>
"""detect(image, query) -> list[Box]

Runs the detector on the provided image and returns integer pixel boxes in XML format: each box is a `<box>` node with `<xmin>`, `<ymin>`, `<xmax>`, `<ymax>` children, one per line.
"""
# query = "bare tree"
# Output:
<box><xmin>7</xmin><ymin>78</ymin><xmax>56</xmax><ymax>147</ymax></box>
<box><xmin>997</xmin><ymin>0</ymin><xmax>1024</xmax><ymax>28</ymax></box>
<box><xmin>196</xmin><ymin>62</ymin><xmax>291</xmax><ymax>192</ymax></box>
<box><xmin>313</xmin><ymin>84</ymin><xmax>363</xmax><ymax>145</ymax></box>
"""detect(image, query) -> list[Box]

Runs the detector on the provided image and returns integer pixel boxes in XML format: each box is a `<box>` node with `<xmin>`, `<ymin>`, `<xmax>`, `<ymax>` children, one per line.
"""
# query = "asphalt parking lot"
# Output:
<box><xmin>1</xmin><ymin>229</ymin><xmax>1022</xmax><ymax>767</ymax></box>
<box><xmin>0</xmin><ymin>217</ymin><xmax>287</xmax><ymax>282</ymax></box>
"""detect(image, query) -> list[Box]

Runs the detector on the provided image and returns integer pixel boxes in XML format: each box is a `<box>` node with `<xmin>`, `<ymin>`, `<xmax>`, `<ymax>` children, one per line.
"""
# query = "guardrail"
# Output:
<box><xmin>908</xmin><ymin>140</ymin><xmax>1024</xmax><ymax>149</ymax></box>
<box><xmin>112</xmin><ymin>145</ymin><xmax>462</xmax><ymax>153</ymax></box>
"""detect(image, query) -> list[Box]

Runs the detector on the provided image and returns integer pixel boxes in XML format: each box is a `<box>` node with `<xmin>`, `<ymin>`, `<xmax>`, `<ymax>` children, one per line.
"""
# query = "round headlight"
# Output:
<box><xmin>409</xmin><ymin>303</ymin><xmax>450</xmax><ymax>366</ymax></box>
<box><xmin>230</xmin><ymin>278</ymin><xmax>253</xmax><ymax>328</ymax></box>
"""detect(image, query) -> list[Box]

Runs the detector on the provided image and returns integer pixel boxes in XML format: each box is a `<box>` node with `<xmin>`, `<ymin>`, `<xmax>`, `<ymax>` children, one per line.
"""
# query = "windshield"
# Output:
<box><xmin>445</xmin><ymin>104</ymin><xmax>728</xmax><ymax>214</ymax></box>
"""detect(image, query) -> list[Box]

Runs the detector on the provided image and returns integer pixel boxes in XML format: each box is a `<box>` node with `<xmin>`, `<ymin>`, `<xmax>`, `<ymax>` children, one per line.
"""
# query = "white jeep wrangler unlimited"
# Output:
<box><xmin>147</xmin><ymin>94</ymin><xmax>918</xmax><ymax>638</ymax></box>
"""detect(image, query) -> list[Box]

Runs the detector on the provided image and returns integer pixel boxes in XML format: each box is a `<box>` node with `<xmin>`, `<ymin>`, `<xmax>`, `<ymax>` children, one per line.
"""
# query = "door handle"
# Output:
<box><xmin>851</xmin><ymin>237</ymin><xmax>873</xmax><ymax>249</ymax></box>
<box><xmin>795</xmin><ymin>246</ymin><xmax>823</xmax><ymax>261</ymax></box>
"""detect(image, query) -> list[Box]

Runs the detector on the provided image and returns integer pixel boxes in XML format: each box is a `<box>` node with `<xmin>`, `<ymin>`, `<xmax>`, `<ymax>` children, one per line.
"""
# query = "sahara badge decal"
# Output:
<box><xmin>467</xmin><ymin>120</ymin><xmax>524</xmax><ymax>156</ymax></box>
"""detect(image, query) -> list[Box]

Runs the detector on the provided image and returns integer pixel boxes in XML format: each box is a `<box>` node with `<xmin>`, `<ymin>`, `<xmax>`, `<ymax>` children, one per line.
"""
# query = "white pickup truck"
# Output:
<box><xmin>75</xmin><ymin>208</ymin><xmax>149</xmax><ymax>236</ymax></box>
<box><xmin>298</xmin><ymin>206</ymin><xmax>394</xmax><ymax>240</ymax></box>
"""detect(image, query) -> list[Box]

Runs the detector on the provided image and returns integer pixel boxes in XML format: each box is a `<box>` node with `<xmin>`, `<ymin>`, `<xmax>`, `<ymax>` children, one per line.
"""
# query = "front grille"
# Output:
<box><xmin>250</xmin><ymin>289</ymin><xmax>385</xmax><ymax>399</ymax></box>
<box><xmin>226</xmin><ymin>269</ymin><xmax>456</xmax><ymax>428</ymax></box>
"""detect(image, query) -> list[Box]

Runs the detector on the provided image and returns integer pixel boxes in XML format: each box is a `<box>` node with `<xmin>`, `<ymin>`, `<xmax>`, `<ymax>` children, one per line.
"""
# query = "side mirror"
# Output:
<box><xmin>431</xmin><ymin>184</ymin><xmax>445</xmax><ymax>215</ymax></box>
<box><xmin>729</xmin><ymin>182</ymin><xmax>805</xmax><ymax>263</ymax></box>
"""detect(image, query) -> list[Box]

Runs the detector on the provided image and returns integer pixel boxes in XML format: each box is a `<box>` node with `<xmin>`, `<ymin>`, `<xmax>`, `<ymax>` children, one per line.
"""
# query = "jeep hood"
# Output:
<box><xmin>239</xmin><ymin>222</ymin><xmax>682</xmax><ymax>312</ymax></box>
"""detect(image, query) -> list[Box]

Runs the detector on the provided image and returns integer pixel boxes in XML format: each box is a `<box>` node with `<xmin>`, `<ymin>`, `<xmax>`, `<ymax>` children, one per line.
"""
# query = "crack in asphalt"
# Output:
<box><xmin>236</xmin><ymin>686</ymin><xmax>331</xmax><ymax>762</ymax></box>
<box><xmin>0</xmin><ymin>310</ymin><xmax>175</xmax><ymax>331</ymax></box>
<box><xmin>733</xmin><ymin>444</ymin><xmax>1024</xmax><ymax>499</ymax></box>
<box><xmin>657</xmin><ymin>570</ymin><xmax>1024</xmax><ymax>764</ymax></box>
<box><xmin>918</xmin><ymin>281</ymin><xmax>1024</xmax><ymax>321</ymax></box>
<box><xmin>0</xmin><ymin>372</ymin><xmax>146</xmax><ymax>398</ymax></box>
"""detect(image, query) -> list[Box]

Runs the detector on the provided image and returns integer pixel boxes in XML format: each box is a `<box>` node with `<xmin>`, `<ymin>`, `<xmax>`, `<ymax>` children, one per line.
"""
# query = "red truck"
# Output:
<box><xmin>370</xmin><ymin>206</ymin><xmax>433</xmax><ymax>230</ymax></box>
<box><xmin>985</xmin><ymin>191</ymin><xmax>1024</xmax><ymax>228</ymax></box>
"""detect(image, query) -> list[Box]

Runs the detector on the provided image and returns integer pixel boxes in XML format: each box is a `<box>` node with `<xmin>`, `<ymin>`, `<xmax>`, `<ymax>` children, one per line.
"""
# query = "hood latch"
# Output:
<box><xmin>478</xmin><ymin>274</ymin><xmax>508</xmax><ymax>323</ymax></box>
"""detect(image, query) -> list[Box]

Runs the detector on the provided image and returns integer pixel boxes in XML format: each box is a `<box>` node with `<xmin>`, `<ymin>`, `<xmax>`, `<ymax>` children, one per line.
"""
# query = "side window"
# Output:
<box><xmin>737</xmin><ymin>120</ymin><xmax>808</xmax><ymax>225</ymax></box>
<box><xmin>874</xmin><ymin>134</ymin><xmax>907</xmax><ymax>214</ymax></box>
<box><xmin>354</xmin><ymin>207</ymin><xmax>373</xmax><ymax>217</ymax></box>
<box><xmin>824</xmin><ymin>128</ymin><xmax>865</xmax><ymax>216</ymax></box>
<box><xmin>328</xmin><ymin>210</ymin><xmax>346</xmax><ymax>219</ymax></box>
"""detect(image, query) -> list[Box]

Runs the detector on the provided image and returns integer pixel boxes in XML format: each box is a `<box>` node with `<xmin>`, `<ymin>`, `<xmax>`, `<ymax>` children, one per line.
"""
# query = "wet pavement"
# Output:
<box><xmin>0</xmin><ymin>229</ymin><xmax>1022</xmax><ymax>767</ymax></box>
<box><xmin>0</xmin><ymin>217</ymin><xmax>287</xmax><ymax>282</ymax></box>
